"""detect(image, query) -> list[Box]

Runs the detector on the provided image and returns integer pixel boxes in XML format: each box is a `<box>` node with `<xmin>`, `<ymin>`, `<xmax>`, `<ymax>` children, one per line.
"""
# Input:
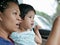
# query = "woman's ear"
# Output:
<box><xmin>0</xmin><ymin>12</ymin><xmax>2</xmax><ymax>21</ymax></box>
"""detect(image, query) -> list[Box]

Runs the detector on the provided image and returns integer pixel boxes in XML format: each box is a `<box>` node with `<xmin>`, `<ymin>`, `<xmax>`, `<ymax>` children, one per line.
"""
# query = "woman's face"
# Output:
<box><xmin>0</xmin><ymin>2</ymin><xmax>21</xmax><ymax>33</ymax></box>
<box><xmin>20</xmin><ymin>10</ymin><xmax>35</xmax><ymax>30</ymax></box>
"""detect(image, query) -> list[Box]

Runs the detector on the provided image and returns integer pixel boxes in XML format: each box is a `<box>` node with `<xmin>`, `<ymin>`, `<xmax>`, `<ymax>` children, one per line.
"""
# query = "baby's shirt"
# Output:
<box><xmin>10</xmin><ymin>30</ymin><xmax>37</xmax><ymax>45</ymax></box>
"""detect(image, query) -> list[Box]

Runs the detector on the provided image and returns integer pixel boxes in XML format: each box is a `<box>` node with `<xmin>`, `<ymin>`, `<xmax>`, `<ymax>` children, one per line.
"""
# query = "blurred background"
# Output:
<box><xmin>18</xmin><ymin>0</ymin><xmax>60</xmax><ymax>45</ymax></box>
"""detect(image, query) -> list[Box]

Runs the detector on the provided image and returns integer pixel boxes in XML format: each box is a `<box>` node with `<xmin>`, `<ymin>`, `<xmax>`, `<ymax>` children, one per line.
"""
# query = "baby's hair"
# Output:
<box><xmin>0</xmin><ymin>0</ymin><xmax>19</xmax><ymax>12</ymax></box>
<box><xmin>19</xmin><ymin>4</ymin><xmax>36</xmax><ymax>20</ymax></box>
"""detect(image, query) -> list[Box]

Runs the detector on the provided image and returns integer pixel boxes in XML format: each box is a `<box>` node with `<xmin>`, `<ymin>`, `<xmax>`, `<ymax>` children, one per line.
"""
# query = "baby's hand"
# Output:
<box><xmin>34</xmin><ymin>25</ymin><xmax>42</xmax><ymax>45</ymax></box>
<box><xmin>34</xmin><ymin>25</ymin><xmax>41</xmax><ymax>31</ymax></box>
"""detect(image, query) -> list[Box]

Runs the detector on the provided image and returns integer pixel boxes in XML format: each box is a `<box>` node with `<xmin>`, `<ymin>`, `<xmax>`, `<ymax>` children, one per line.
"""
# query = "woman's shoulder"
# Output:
<box><xmin>0</xmin><ymin>37</ymin><xmax>14</xmax><ymax>45</ymax></box>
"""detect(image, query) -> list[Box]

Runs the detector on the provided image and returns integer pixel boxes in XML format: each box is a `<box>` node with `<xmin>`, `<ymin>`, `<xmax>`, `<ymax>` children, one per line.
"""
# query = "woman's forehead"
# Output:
<box><xmin>7</xmin><ymin>2</ymin><xmax>18</xmax><ymax>7</ymax></box>
<box><xmin>7</xmin><ymin>2</ymin><xmax>19</xmax><ymax>11</ymax></box>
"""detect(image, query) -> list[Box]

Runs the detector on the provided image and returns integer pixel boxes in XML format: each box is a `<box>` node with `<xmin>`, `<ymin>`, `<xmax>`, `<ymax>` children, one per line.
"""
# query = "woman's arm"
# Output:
<box><xmin>34</xmin><ymin>25</ymin><xmax>42</xmax><ymax>45</ymax></box>
<box><xmin>46</xmin><ymin>16</ymin><xmax>60</xmax><ymax>45</ymax></box>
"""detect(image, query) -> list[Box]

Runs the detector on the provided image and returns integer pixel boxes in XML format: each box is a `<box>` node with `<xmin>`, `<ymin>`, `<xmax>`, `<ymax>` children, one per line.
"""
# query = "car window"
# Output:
<box><xmin>34</xmin><ymin>15</ymin><xmax>51</xmax><ymax>30</ymax></box>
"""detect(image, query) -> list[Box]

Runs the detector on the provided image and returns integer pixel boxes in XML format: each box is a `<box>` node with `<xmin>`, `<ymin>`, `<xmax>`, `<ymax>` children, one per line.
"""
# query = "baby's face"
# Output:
<box><xmin>19</xmin><ymin>10</ymin><xmax>35</xmax><ymax>30</ymax></box>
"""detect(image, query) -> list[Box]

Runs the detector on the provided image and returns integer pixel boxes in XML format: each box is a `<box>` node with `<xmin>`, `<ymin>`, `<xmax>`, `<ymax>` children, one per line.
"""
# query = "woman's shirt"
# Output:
<box><xmin>0</xmin><ymin>37</ymin><xmax>14</xmax><ymax>45</ymax></box>
<box><xmin>10</xmin><ymin>30</ymin><xmax>37</xmax><ymax>45</ymax></box>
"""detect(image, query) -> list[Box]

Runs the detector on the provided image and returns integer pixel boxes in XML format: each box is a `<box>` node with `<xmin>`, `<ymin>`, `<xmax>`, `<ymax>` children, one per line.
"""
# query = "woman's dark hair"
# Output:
<box><xmin>0</xmin><ymin>0</ymin><xmax>19</xmax><ymax>12</ymax></box>
<box><xmin>19</xmin><ymin>4</ymin><xmax>36</xmax><ymax>20</ymax></box>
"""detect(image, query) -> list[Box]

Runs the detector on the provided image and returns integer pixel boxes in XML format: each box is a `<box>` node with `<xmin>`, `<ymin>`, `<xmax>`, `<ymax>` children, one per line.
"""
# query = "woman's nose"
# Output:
<box><xmin>17</xmin><ymin>16</ymin><xmax>22</xmax><ymax>22</ymax></box>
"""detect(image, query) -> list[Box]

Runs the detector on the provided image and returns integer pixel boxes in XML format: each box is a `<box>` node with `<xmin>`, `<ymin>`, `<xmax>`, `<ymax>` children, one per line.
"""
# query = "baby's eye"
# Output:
<box><xmin>29</xmin><ymin>16</ymin><xmax>32</xmax><ymax>18</ymax></box>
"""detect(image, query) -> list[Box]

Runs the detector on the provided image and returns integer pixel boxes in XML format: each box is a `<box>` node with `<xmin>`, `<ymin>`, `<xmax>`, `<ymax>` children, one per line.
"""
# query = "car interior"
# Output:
<box><xmin>18</xmin><ymin>0</ymin><xmax>60</xmax><ymax>45</ymax></box>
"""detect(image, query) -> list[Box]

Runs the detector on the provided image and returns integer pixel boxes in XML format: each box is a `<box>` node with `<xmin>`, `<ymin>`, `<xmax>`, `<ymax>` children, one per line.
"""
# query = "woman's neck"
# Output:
<box><xmin>0</xmin><ymin>27</ymin><xmax>10</xmax><ymax>41</ymax></box>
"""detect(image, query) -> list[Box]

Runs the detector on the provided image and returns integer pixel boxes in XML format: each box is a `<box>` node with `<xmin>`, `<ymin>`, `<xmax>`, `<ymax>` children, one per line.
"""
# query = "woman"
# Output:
<box><xmin>0</xmin><ymin>0</ymin><xmax>21</xmax><ymax>45</ymax></box>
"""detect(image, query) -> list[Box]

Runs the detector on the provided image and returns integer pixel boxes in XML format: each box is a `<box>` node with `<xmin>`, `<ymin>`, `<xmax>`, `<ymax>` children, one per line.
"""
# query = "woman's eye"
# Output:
<box><xmin>13</xmin><ymin>12</ymin><xmax>17</xmax><ymax>15</ymax></box>
<box><xmin>15</xmin><ymin>12</ymin><xmax>17</xmax><ymax>15</ymax></box>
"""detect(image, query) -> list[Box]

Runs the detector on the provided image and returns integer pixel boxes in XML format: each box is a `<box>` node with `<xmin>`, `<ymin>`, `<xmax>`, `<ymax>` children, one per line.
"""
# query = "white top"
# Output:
<box><xmin>10</xmin><ymin>30</ymin><xmax>37</xmax><ymax>45</ymax></box>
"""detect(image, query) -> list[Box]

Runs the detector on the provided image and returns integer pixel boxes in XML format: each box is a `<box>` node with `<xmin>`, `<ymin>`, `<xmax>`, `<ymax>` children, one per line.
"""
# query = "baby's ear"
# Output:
<box><xmin>0</xmin><ymin>12</ymin><xmax>3</xmax><ymax>21</ymax></box>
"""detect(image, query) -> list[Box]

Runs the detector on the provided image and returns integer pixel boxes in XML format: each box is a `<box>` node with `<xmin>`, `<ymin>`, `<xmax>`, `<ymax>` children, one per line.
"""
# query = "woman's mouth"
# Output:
<box><xmin>16</xmin><ymin>23</ymin><xmax>20</xmax><ymax>28</ymax></box>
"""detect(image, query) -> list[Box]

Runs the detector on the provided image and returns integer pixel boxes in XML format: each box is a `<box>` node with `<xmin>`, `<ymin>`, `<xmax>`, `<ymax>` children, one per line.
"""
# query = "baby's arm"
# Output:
<box><xmin>34</xmin><ymin>25</ymin><xmax>42</xmax><ymax>45</ymax></box>
<box><xmin>35</xmin><ymin>35</ymin><xmax>42</xmax><ymax>45</ymax></box>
